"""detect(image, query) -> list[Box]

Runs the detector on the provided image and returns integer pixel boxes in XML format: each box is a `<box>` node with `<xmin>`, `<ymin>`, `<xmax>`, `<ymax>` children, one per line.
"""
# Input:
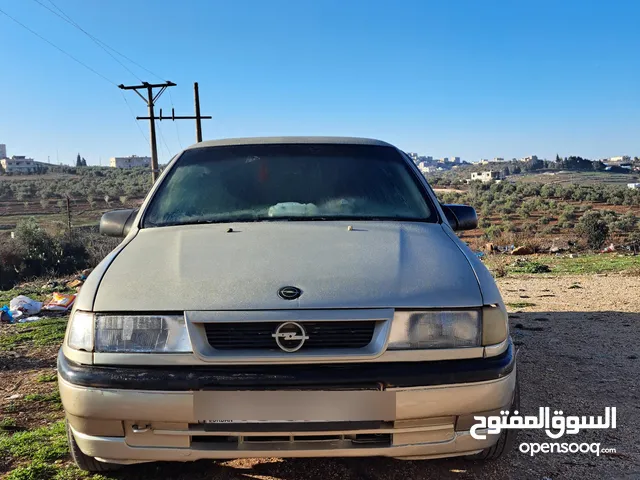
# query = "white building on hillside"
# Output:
<box><xmin>0</xmin><ymin>156</ymin><xmax>36</xmax><ymax>174</ymax></box>
<box><xmin>110</xmin><ymin>155</ymin><xmax>151</xmax><ymax>169</ymax></box>
<box><xmin>628</xmin><ymin>183</ymin><xmax>640</xmax><ymax>190</ymax></box>
<box><xmin>470</xmin><ymin>171</ymin><xmax>502</xmax><ymax>183</ymax></box>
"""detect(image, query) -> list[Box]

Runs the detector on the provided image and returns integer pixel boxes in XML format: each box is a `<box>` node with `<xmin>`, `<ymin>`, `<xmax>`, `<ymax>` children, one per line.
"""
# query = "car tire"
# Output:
<box><xmin>66</xmin><ymin>420</ymin><xmax>122</xmax><ymax>472</ymax></box>
<box><xmin>465</xmin><ymin>373</ymin><xmax>520</xmax><ymax>462</ymax></box>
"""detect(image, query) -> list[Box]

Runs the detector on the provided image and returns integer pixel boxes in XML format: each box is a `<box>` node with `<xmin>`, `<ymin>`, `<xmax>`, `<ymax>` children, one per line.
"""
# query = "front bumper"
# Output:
<box><xmin>58</xmin><ymin>343</ymin><xmax>516</xmax><ymax>463</ymax></box>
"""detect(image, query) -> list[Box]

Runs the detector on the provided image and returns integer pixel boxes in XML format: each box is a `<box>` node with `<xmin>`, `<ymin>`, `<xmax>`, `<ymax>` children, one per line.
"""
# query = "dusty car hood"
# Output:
<box><xmin>93</xmin><ymin>222</ymin><xmax>483</xmax><ymax>311</ymax></box>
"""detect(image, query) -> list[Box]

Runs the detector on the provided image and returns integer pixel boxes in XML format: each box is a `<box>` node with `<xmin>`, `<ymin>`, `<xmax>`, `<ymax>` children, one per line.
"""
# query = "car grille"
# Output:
<box><xmin>204</xmin><ymin>321</ymin><xmax>376</xmax><ymax>350</ymax></box>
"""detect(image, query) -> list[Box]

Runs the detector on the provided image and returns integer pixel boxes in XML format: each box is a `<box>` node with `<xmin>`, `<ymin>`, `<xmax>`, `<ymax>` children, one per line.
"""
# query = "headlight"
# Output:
<box><xmin>387</xmin><ymin>310</ymin><xmax>481</xmax><ymax>349</ymax></box>
<box><xmin>67</xmin><ymin>311</ymin><xmax>94</xmax><ymax>351</ymax></box>
<box><xmin>94</xmin><ymin>315</ymin><xmax>191</xmax><ymax>353</ymax></box>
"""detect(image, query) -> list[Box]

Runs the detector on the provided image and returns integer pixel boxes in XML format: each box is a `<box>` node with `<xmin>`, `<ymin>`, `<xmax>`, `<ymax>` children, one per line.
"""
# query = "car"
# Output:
<box><xmin>58</xmin><ymin>136</ymin><xmax>518</xmax><ymax>471</ymax></box>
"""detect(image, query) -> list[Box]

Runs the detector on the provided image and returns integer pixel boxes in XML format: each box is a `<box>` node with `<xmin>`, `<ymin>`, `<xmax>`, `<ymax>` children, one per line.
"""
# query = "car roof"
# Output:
<box><xmin>185</xmin><ymin>136</ymin><xmax>395</xmax><ymax>150</ymax></box>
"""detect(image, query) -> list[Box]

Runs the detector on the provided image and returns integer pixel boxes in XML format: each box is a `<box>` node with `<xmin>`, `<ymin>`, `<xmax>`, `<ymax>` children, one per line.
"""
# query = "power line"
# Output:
<box><xmin>0</xmin><ymin>6</ymin><xmax>116</xmax><ymax>85</ymax></box>
<box><xmin>121</xmin><ymin>91</ymin><xmax>149</xmax><ymax>144</ymax></box>
<box><xmin>45</xmin><ymin>0</ymin><xmax>167</xmax><ymax>82</ymax></box>
<box><xmin>32</xmin><ymin>0</ymin><xmax>142</xmax><ymax>82</ymax></box>
<box><xmin>156</xmin><ymin>120</ymin><xmax>172</xmax><ymax>158</ymax></box>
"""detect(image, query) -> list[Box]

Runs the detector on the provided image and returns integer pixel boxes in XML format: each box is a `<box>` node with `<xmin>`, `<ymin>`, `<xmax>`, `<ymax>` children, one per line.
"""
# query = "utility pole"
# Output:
<box><xmin>118</xmin><ymin>81</ymin><xmax>176</xmax><ymax>183</ymax></box>
<box><xmin>137</xmin><ymin>82</ymin><xmax>211</xmax><ymax>145</ymax></box>
<box><xmin>194</xmin><ymin>82</ymin><xmax>203</xmax><ymax>143</ymax></box>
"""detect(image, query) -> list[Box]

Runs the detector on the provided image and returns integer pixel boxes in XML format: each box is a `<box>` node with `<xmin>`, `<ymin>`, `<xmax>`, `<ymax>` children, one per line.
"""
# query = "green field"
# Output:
<box><xmin>483</xmin><ymin>253</ymin><xmax>640</xmax><ymax>276</ymax></box>
<box><xmin>514</xmin><ymin>171</ymin><xmax>639</xmax><ymax>186</ymax></box>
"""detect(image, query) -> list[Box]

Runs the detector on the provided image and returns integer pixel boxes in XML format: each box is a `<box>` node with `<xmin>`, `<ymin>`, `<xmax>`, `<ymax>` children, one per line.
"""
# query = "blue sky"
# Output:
<box><xmin>1</xmin><ymin>0</ymin><xmax>638</xmax><ymax>165</ymax></box>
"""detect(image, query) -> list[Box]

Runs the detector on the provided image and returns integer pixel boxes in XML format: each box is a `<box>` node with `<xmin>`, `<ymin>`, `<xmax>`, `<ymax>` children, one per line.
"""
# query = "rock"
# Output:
<box><xmin>485</xmin><ymin>243</ymin><xmax>496</xmax><ymax>252</ymax></box>
<box><xmin>6</xmin><ymin>393</ymin><xmax>21</xmax><ymax>400</ymax></box>
<box><xmin>511</xmin><ymin>246</ymin><xmax>534</xmax><ymax>255</ymax></box>
<box><xmin>81</xmin><ymin>268</ymin><xmax>93</xmax><ymax>277</ymax></box>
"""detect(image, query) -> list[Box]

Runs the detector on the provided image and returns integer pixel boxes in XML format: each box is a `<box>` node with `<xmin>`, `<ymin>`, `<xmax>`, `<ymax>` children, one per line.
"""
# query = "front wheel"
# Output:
<box><xmin>465</xmin><ymin>373</ymin><xmax>520</xmax><ymax>461</ymax></box>
<box><xmin>66</xmin><ymin>420</ymin><xmax>122</xmax><ymax>472</ymax></box>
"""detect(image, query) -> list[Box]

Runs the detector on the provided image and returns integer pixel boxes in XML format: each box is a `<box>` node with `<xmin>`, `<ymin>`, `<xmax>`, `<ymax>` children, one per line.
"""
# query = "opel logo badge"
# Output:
<box><xmin>272</xmin><ymin>321</ymin><xmax>309</xmax><ymax>352</ymax></box>
<box><xmin>278</xmin><ymin>286</ymin><xmax>302</xmax><ymax>300</ymax></box>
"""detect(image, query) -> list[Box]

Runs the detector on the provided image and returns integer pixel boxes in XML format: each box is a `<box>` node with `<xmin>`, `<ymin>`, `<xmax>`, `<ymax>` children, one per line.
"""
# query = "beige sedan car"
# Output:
<box><xmin>59</xmin><ymin>137</ymin><xmax>517</xmax><ymax>472</ymax></box>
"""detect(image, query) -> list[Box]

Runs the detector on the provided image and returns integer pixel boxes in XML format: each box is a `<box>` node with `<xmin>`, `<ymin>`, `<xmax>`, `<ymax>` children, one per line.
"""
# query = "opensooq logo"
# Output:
<box><xmin>470</xmin><ymin>406</ymin><xmax>616</xmax><ymax>440</ymax></box>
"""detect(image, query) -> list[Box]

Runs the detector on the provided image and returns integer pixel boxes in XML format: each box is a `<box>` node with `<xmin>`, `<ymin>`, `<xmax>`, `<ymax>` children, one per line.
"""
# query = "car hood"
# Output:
<box><xmin>93</xmin><ymin>222</ymin><xmax>483</xmax><ymax>311</ymax></box>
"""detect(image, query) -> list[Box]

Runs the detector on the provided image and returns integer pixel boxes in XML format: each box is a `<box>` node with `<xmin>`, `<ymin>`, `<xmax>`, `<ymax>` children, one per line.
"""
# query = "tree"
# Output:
<box><xmin>76</xmin><ymin>153</ymin><xmax>82</xmax><ymax>167</ymax></box>
<box><xmin>576</xmin><ymin>211</ymin><xmax>609</xmax><ymax>250</ymax></box>
<box><xmin>81</xmin><ymin>157</ymin><xmax>87</xmax><ymax>167</ymax></box>
<box><xmin>502</xmin><ymin>166</ymin><xmax>510</xmax><ymax>177</ymax></box>
<box><xmin>555</xmin><ymin>154</ymin><xmax>561</xmax><ymax>163</ymax></box>
<box><xmin>512</xmin><ymin>164</ymin><xmax>521</xmax><ymax>174</ymax></box>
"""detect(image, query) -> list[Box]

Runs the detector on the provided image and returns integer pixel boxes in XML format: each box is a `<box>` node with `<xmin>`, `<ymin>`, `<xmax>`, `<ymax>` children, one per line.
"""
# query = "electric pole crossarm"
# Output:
<box><xmin>118</xmin><ymin>82</ymin><xmax>176</xmax><ymax>90</ymax></box>
<box><xmin>137</xmin><ymin>115</ymin><xmax>212</xmax><ymax>120</ymax></box>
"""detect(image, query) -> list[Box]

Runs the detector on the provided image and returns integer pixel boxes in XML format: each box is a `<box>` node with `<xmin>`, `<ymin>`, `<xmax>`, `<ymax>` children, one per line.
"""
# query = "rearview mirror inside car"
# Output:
<box><xmin>441</xmin><ymin>204</ymin><xmax>478</xmax><ymax>231</ymax></box>
<box><xmin>99</xmin><ymin>209</ymin><xmax>139</xmax><ymax>237</ymax></box>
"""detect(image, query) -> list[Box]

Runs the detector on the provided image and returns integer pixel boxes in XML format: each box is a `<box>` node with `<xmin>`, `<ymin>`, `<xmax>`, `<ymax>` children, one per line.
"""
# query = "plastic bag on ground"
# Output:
<box><xmin>9</xmin><ymin>295</ymin><xmax>43</xmax><ymax>316</ymax></box>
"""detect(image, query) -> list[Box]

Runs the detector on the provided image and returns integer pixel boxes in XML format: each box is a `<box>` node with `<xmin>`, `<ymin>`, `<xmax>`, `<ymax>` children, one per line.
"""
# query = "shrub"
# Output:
<box><xmin>0</xmin><ymin>240</ymin><xmax>22</xmax><ymax>289</ymax></box>
<box><xmin>522</xmin><ymin>222</ymin><xmax>538</xmax><ymax>235</ymax></box>
<box><xmin>538</xmin><ymin>215</ymin><xmax>554</xmax><ymax>225</ymax></box>
<box><xmin>628</xmin><ymin>232</ymin><xmax>640</xmax><ymax>254</ymax></box>
<box><xmin>576</xmin><ymin>210</ymin><xmax>609</xmax><ymax>250</ymax></box>
<box><xmin>0</xmin><ymin>218</ymin><xmax>96</xmax><ymax>289</ymax></box>
<box><xmin>520</xmin><ymin>261</ymin><xmax>551</xmax><ymax>274</ymax></box>
<box><xmin>483</xmin><ymin>225</ymin><xmax>504</xmax><ymax>240</ymax></box>
<box><xmin>14</xmin><ymin>218</ymin><xmax>59</xmax><ymax>278</ymax></box>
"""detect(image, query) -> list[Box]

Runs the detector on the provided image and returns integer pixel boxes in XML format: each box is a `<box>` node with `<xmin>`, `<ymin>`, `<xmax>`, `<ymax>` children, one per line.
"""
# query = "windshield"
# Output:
<box><xmin>143</xmin><ymin>143</ymin><xmax>436</xmax><ymax>227</ymax></box>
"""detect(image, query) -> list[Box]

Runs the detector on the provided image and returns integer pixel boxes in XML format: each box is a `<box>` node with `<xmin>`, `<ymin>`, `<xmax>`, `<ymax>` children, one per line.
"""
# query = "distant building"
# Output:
<box><xmin>418</xmin><ymin>163</ymin><xmax>436</xmax><ymax>174</ymax></box>
<box><xmin>491</xmin><ymin>157</ymin><xmax>504</xmax><ymax>163</ymax></box>
<box><xmin>109</xmin><ymin>155</ymin><xmax>151</xmax><ymax>169</ymax></box>
<box><xmin>521</xmin><ymin>155</ymin><xmax>538</xmax><ymax>162</ymax></box>
<box><xmin>470</xmin><ymin>171</ymin><xmax>502</xmax><ymax>183</ymax></box>
<box><xmin>610</xmin><ymin>156</ymin><xmax>631</xmax><ymax>163</ymax></box>
<box><xmin>0</xmin><ymin>144</ymin><xmax>6</xmax><ymax>159</ymax></box>
<box><xmin>0</xmin><ymin>156</ymin><xmax>36</xmax><ymax>174</ymax></box>
<box><xmin>407</xmin><ymin>152</ymin><xmax>419</xmax><ymax>162</ymax></box>
<box><xmin>450</xmin><ymin>156</ymin><xmax>461</xmax><ymax>164</ymax></box>
<box><xmin>628</xmin><ymin>183</ymin><xmax>640</xmax><ymax>190</ymax></box>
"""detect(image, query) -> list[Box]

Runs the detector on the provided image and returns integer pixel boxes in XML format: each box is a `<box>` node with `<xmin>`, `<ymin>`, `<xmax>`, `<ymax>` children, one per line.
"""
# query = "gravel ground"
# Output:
<box><xmin>2</xmin><ymin>274</ymin><xmax>639</xmax><ymax>479</ymax></box>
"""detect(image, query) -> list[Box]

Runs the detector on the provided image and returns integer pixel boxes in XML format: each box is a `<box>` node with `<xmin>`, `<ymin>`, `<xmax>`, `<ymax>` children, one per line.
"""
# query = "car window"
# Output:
<box><xmin>143</xmin><ymin>143</ymin><xmax>437</xmax><ymax>227</ymax></box>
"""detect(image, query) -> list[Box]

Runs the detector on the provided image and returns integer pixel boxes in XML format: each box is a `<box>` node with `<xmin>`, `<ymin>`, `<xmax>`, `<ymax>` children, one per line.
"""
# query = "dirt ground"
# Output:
<box><xmin>1</xmin><ymin>274</ymin><xmax>639</xmax><ymax>479</ymax></box>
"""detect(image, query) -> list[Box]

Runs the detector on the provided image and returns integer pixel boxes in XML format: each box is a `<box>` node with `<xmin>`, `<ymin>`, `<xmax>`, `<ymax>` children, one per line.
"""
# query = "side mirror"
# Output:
<box><xmin>100</xmin><ymin>209</ymin><xmax>139</xmax><ymax>238</ymax></box>
<box><xmin>441</xmin><ymin>204</ymin><xmax>478</xmax><ymax>231</ymax></box>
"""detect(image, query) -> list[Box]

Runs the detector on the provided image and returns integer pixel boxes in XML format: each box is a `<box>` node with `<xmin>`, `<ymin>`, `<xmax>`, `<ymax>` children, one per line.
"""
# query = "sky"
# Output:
<box><xmin>0</xmin><ymin>0</ymin><xmax>639</xmax><ymax>166</ymax></box>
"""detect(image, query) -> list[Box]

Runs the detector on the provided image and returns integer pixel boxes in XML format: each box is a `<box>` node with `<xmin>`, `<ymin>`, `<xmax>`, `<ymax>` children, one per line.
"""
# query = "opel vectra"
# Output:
<box><xmin>58</xmin><ymin>137</ymin><xmax>518</xmax><ymax>471</ymax></box>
